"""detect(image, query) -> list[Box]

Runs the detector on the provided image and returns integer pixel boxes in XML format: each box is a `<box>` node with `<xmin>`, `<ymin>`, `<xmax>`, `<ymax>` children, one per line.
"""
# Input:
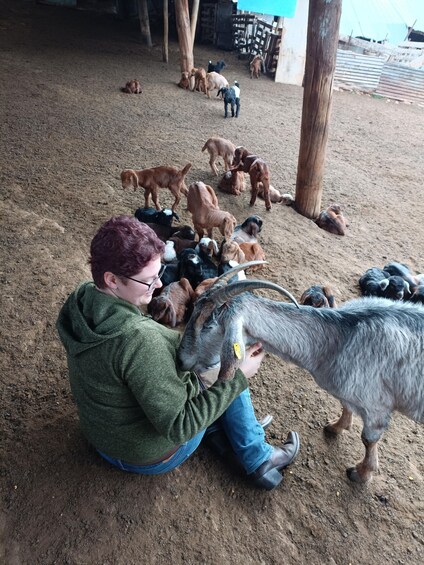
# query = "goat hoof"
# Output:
<box><xmin>346</xmin><ymin>466</ymin><xmax>371</xmax><ymax>483</ymax></box>
<box><xmin>324</xmin><ymin>422</ymin><xmax>341</xmax><ymax>436</ymax></box>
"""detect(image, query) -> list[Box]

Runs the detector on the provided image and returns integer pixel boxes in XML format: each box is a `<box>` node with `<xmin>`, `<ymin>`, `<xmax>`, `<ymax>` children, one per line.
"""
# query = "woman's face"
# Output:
<box><xmin>115</xmin><ymin>256</ymin><xmax>164</xmax><ymax>307</ymax></box>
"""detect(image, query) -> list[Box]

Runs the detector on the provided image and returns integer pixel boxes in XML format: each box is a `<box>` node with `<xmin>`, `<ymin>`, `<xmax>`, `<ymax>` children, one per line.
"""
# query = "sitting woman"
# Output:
<box><xmin>56</xmin><ymin>215</ymin><xmax>299</xmax><ymax>490</ymax></box>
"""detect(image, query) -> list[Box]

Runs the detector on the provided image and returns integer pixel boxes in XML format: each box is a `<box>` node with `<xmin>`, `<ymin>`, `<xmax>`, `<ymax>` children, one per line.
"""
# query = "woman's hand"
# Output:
<box><xmin>239</xmin><ymin>342</ymin><xmax>265</xmax><ymax>379</ymax></box>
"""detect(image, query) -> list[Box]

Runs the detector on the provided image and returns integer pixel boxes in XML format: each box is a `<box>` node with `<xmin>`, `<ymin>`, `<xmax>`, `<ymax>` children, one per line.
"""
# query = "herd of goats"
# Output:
<box><xmin>119</xmin><ymin>76</ymin><xmax>423</xmax><ymax>483</ymax></box>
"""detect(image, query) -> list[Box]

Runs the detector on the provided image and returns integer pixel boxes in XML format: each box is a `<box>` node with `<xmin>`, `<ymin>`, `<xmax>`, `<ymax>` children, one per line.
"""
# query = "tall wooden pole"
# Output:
<box><xmin>163</xmin><ymin>0</ymin><xmax>169</xmax><ymax>63</ymax></box>
<box><xmin>191</xmin><ymin>0</ymin><xmax>200</xmax><ymax>50</ymax></box>
<box><xmin>295</xmin><ymin>0</ymin><xmax>342</xmax><ymax>219</ymax></box>
<box><xmin>137</xmin><ymin>0</ymin><xmax>152</xmax><ymax>48</ymax></box>
<box><xmin>174</xmin><ymin>0</ymin><xmax>194</xmax><ymax>73</ymax></box>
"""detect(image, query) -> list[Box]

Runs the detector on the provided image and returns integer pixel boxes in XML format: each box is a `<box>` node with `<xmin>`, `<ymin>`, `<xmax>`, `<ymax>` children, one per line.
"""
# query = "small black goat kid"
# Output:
<box><xmin>208</xmin><ymin>60</ymin><xmax>226</xmax><ymax>73</ymax></box>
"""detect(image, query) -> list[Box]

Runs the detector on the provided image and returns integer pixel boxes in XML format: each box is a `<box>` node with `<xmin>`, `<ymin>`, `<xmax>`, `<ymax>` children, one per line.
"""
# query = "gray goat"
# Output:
<box><xmin>178</xmin><ymin>263</ymin><xmax>424</xmax><ymax>483</ymax></box>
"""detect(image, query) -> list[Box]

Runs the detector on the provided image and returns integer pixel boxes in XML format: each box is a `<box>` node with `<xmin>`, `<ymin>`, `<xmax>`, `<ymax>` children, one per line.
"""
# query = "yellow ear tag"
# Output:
<box><xmin>233</xmin><ymin>343</ymin><xmax>242</xmax><ymax>359</ymax></box>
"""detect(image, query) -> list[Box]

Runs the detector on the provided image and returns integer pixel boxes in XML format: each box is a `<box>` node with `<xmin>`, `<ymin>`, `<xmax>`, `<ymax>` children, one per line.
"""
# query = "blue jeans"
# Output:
<box><xmin>97</xmin><ymin>388</ymin><xmax>272</xmax><ymax>475</ymax></box>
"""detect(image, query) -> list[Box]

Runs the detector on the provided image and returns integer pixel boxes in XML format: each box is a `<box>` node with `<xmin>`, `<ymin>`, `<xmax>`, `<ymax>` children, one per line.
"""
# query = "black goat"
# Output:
<box><xmin>207</xmin><ymin>60</ymin><xmax>226</xmax><ymax>73</ymax></box>
<box><xmin>217</xmin><ymin>84</ymin><xmax>240</xmax><ymax>118</ymax></box>
<box><xmin>134</xmin><ymin>207</ymin><xmax>179</xmax><ymax>226</ymax></box>
<box><xmin>145</xmin><ymin>223</ymin><xmax>195</xmax><ymax>243</ymax></box>
<box><xmin>359</xmin><ymin>267</ymin><xmax>410</xmax><ymax>301</ymax></box>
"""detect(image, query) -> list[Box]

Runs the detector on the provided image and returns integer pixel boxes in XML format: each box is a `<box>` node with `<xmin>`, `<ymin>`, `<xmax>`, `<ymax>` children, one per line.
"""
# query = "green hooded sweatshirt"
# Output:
<box><xmin>56</xmin><ymin>282</ymin><xmax>248</xmax><ymax>464</ymax></box>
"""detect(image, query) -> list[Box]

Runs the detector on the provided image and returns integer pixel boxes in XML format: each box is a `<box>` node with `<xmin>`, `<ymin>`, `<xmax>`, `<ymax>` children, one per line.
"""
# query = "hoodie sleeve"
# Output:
<box><xmin>117</xmin><ymin>324</ymin><xmax>248</xmax><ymax>444</ymax></box>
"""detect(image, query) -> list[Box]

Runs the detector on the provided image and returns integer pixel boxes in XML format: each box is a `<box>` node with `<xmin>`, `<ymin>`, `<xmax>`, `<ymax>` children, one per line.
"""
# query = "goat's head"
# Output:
<box><xmin>178</xmin><ymin>262</ymin><xmax>299</xmax><ymax>380</ymax></box>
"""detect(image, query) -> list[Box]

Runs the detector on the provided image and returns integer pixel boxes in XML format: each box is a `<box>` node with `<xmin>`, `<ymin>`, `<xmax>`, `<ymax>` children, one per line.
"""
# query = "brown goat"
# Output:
<box><xmin>250</xmin><ymin>55</ymin><xmax>264</xmax><ymax>79</ymax></box>
<box><xmin>239</xmin><ymin>242</ymin><xmax>266</xmax><ymax>271</ymax></box>
<box><xmin>300</xmin><ymin>285</ymin><xmax>337</xmax><ymax>308</ymax></box>
<box><xmin>231</xmin><ymin>146</ymin><xmax>258</xmax><ymax>171</ymax></box>
<box><xmin>220</xmin><ymin>240</ymin><xmax>246</xmax><ymax>265</ymax></box>
<box><xmin>148</xmin><ymin>278</ymin><xmax>194</xmax><ymax>327</ymax></box>
<box><xmin>120</xmin><ymin>163</ymin><xmax>192</xmax><ymax>213</ymax></box>
<box><xmin>249</xmin><ymin>158</ymin><xmax>272</xmax><ymax>211</ymax></box>
<box><xmin>202</xmin><ymin>137</ymin><xmax>236</xmax><ymax>176</ymax></box>
<box><xmin>187</xmin><ymin>181</ymin><xmax>237</xmax><ymax>240</ymax></box>
<box><xmin>121</xmin><ymin>79</ymin><xmax>142</xmax><ymax>94</ymax></box>
<box><xmin>205</xmin><ymin>71</ymin><xmax>229</xmax><ymax>98</ymax></box>
<box><xmin>190</xmin><ymin>67</ymin><xmax>207</xmax><ymax>93</ymax></box>
<box><xmin>316</xmin><ymin>204</ymin><xmax>348</xmax><ymax>236</ymax></box>
<box><xmin>178</xmin><ymin>71</ymin><xmax>190</xmax><ymax>90</ymax></box>
<box><xmin>218</xmin><ymin>169</ymin><xmax>245</xmax><ymax>195</ymax></box>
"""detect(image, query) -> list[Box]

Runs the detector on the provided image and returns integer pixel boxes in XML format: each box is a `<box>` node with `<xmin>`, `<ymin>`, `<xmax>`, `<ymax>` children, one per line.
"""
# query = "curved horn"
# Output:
<box><xmin>212</xmin><ymin>261</ymin><xmax>267</xmax><ymax>287</ymax></box>
<box><xmin>210</xmin><ymin>279</ymin><xmax>300</xmax><ymax>308</ymax></box>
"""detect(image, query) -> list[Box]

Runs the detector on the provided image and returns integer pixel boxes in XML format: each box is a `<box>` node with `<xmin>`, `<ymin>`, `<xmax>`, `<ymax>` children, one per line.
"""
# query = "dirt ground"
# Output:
<box><xmin>0</xmin><ymin>2</ymin><xmax>423</xmax><ymax>564</ymax></box>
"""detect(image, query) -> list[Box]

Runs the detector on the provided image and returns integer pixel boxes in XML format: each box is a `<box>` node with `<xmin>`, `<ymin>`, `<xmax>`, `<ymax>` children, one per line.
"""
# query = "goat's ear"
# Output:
<box><xmin>218</xmin><ymin>321</ymin><xmax>245</xmax><ymax>381</ymax></box>
<box><xmin>380</xmin><ymin>279</ymin><xmax>390</xmax><ymax>291</ymax></box>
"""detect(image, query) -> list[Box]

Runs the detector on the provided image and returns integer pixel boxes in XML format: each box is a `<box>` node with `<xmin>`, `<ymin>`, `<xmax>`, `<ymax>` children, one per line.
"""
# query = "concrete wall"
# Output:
<box><xmin>274</xmin><ymin>0</ymin><xmax>309</xmax><ymax>86</ymax></box>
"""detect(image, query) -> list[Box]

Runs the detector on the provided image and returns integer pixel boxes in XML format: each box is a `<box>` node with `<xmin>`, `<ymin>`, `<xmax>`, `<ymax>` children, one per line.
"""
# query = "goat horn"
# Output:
<box><xmin>212</xmin><ymin>261</ymin><xmax>267</xmax><ymax>287</ymax></box>
<box><xmin>210</xmin><ymin>279</ymin><xmax>300</xmax><ymax>308</ymax></box>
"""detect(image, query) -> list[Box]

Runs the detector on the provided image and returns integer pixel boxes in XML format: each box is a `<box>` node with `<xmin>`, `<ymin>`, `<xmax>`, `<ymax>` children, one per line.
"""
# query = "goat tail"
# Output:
<box><xmin>201</xmin><ymin>141</ymin><xmax>208</xmax><ymax>152</ymax></box>
<box><xmin>181</xmin><ymin>163</ymin><xmax>192</xmax><ymax>176</ymax></box>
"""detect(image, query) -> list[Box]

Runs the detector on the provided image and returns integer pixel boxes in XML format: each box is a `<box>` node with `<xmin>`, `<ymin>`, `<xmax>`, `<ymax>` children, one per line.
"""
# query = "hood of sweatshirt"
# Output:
<box><xmin>56</xmin><ymin>281</ymin><xmax>145</xmax><ymax>357</ymax></box>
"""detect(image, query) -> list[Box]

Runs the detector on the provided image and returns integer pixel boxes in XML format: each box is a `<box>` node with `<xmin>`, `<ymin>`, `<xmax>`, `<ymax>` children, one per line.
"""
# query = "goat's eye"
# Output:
<box><xmin>203</xmin><ymin>312</ymin><xmax>218</xmax><ymax>330</ymax></box>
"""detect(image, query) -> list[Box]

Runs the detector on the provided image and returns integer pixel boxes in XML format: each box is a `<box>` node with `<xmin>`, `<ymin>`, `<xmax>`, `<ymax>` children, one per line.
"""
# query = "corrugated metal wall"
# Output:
<box><xmin>376</xmin><ymin>62</ymin><xmax>424</xmax><ymax>103</ymax></box>
<box><xmin>334</xmin><ymin>49</ymin><xmax>386</xmax><ymax>89</ymax></box>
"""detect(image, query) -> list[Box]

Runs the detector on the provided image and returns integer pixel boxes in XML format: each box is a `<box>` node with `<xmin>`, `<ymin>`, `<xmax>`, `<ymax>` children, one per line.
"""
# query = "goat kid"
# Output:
<box><xmin>202</xmin><ymin>137</ymin><xmax>236</xmax><ymax>176</ymax></box>
<box><xmin>217</xmin><ymin>83</ymin><xmax>240</xmax><ymax>118</ymax></box>
<box><xmin>121</xmin><ymin>79</ymin><xmax>142</xmax><ymax>93</ymax></box>
<box><xmin>316</xmin><ymin>204</ymin><xmax>348</xmax><ymax>236</ymax></box>
<box><xmin>178</xmin><ymin>266</ymin><xmax>424</xmax><ymax>483</ymax></box>
<box><xmin>218</xmin><ymin>169</ymin><xmax>245</xmax><ymax>196</ymax></box>
<box><xmin>250</xmin><ymin>55</ymin><xmax>264</xmax><ymax>79</ymax></box>
<box><xmin>205</xmin><ymin>71</ymin><xmax>229</xmax><ymax>99</ymax></box>
<box><xmin>238</xmin><ymin>242</ymin><xmax>266</xmax><ymax>271</ymax></box>
<box><xmin>187</xmin><ymin>181</ymin><xmax>237</xmax><ymax>240</ymax></box>
<box><xmin>359</xmin><ymin>267</ymin><xmax>410</xmax><ymax>301</ymax></box>
<box><xmin>207</xmin><ymin>60</ymin><xmax>226</xmax><ymax>73</ymax></box>
<box><xmin>249</xmin><ymin>158</ymin><xmax>272</xmax><ymax>211</ymax></box>
<box><xmin>300</xmin><ymin>285</ymin><xmax>337</xmax><ymax>308</ymax></box>
<box><xmin>178</xmin><ymin>71</ymin><xmax>190</xmax><ymax>90</ymax></box>
<box><xmin>148</xmin><ymin>277</ymin><xmax>194</xmax><ymax>327</ymax></box>
<box><xmin>231</xmin><ymin>215</ymin><xmax>263</xmax><ymax>244</ymax></box>
<box><xmin>190</xmin><ymin>67</ymin><xmax>207</xmax><ymax>93</ymax></box>
<box><xmin>121</xmin><ymin>163</ymin><xmax>192</xmax><ymax>213</ymax></box>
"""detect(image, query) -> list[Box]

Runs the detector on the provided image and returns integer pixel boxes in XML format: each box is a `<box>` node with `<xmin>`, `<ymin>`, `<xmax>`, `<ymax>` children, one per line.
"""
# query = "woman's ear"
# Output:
<box><xmin>103</xmin><ymin>271</ymin><xmax>119</xmax><ymax>289</ymax></box>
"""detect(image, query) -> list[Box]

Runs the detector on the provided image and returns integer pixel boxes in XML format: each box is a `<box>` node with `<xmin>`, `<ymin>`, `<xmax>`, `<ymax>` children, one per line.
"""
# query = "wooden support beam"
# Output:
<box><xmin>138</xmin><ymin>0</ymin><xmax>152</xmax><ymax>48</ymax></box>
<box><xmin>175</xmin><ymin>0</ymin><xmax>194</xmax><ymax>73</ymax></box>
<box><xmin>191</xmin><ymin>0</ymin><xmax>200</xmax><ymax>51</ymax></box>
<box><xmin>295</xmin><ymin>0</ymin><xmax>342</xmax><ymax>219</ymax></box>
<box><xmin>163</xmin><ymin>0</ymin><xmax>169</xmax><ymax>63</ymax></box>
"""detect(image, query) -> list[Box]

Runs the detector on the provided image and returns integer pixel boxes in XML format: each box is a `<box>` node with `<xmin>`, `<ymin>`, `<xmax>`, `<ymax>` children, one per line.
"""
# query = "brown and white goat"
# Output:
<box><xmin>218</xmin><ymin>169</ymin><xmax>245</xmax><ymax>195</ymax></box>
<box><xmin>231</xmin><ymin>146</ymin><xmax>258</xmax><ymax>172</ymax></box>
<box><xmin>187</xmin><ymin>181</ymin><xmax>237</xmax><ymax>240</ymax></box>
<box><xmin>316</xmin><ymin>204</ymin><xmax>348</xmax><ymax>236</ymax></box>
<box><xmin>220</xmin><ymin>240</ymin><xmax>246</xmax><ymax>266</ymax></box>
<box><xmin>148</xmin><ymin>277</ymin><xmax>194</xmax><ymax>327</ymax></box>
<box><xmin>248</xmin><ymin>158</ymin><xmax>272</xmax><ymax>211</ymax></box>
<box><xmin>121</xmin><ymin>79</ymin><xmax>142</xmax><ymax>94</ymax></box>
<box><xmin>205</xmin><ymin>71</ymin><xmax>229</xmax><ymax>98</ymax></box>
<box><xmin>190</xmin><ymin>67</ymin><xmax>207</xmax><ymax>93</ymax></box>
<box><xmin>250</xmin><ymin>55</ymin><xmax>264</xmax><ymax>79</ymax></box>
<box><xmin>120</xmin><ymin>163</ymin><xmax>192</xmax><ymax>213</ymax></box>
<box><xmin>202</xmin><ymin>137</ymin><xmax>236</xmax><ymax>176</ymax></box>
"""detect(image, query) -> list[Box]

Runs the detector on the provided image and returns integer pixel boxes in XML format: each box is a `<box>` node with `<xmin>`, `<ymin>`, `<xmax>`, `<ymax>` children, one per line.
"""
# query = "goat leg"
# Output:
<box><xmin>151</xmin><ymin>188</ymin><xmax>161</xmax><ymax>211</ymax></box>
<box><xmin>144</xmin><ymin>188</ymin><xmax>151</xmax><ymax>209</ymax></box>
<box><xmin>346</xmin><ymin>438</ymin><xmax>379</xmax><ymax>483</ymax></box>
<box><xmin>210</xmin><ymin>157</ymin><xmax>218</xmax><ymax>176</ymax></box>
<box><xmin>324</xmin><ymin>404</ymin><xmax>353</xmax><ymax>435</ymax></box>
<box><xmin>249</xmin><ymin>178</ymin><xmax>259</xmax><ymax>208</ymax></box>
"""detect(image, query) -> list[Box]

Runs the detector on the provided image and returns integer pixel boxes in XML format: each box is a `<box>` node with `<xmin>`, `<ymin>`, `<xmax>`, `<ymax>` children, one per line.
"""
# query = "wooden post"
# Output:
<box><xmin>294</xmin><ymin>0</ymin><xmax>342</xmax><ymax>219</ymax></box>
<box><xmin>137</xmin><ymin>0</ymin><xmax>152</xmax><ymax>48</ymax></box>
<box><xmin>191</xmin><ymin>0</ymin><xmax>200</xmax><ymax>50</ymax></box>
<box><xmin>163</xmin><ymin>0</ymin><xmax>169</xmax><ymax>63</ymax></box>
<box><xmin>174</xmin><ymin>0</ymin><xmax>194</xmax><ymax>73</ymax></box>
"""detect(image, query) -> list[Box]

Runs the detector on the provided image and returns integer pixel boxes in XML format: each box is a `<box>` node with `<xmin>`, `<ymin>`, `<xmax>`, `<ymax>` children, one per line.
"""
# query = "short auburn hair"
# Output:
<box><xmin>90</xmin><ymin>215</ymin><xmax>165</xmax><ymax>288</ymax></box>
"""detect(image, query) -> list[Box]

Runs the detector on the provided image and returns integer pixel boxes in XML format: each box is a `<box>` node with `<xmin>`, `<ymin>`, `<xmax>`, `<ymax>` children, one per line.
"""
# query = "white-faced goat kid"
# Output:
<box><xmin>187</xmin><ymin>181</ymin><xmax>237</xmax><ymax>240</ymax></box>
<box><xmin>148</xmin><ymin>277</ymin><xmax>194</xmax><ymax>327</ymax></box>
<box><xmin>178</xmin><ymin>266</ymin><xmax>424</xmax><ymax>483</ymax></box>
<box><xmin>231</xmin><ymin>215</ymin><xmax>263</xmax><ymax>244</ymax></box>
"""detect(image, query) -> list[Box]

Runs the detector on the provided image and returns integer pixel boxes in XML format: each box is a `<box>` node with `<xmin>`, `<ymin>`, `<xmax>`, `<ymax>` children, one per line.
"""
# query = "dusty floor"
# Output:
<box><xmin>0</xmin><ymin>2</ymin><xmax>423</xmax><ymax>564</ymax></box>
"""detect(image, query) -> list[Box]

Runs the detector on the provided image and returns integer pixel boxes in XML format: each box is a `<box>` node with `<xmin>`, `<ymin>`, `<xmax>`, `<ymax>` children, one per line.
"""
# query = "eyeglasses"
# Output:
<box><xmin>122</xmin><ymin>265</ymin><xmax>167</xmax><ymax>291</ymax></box>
